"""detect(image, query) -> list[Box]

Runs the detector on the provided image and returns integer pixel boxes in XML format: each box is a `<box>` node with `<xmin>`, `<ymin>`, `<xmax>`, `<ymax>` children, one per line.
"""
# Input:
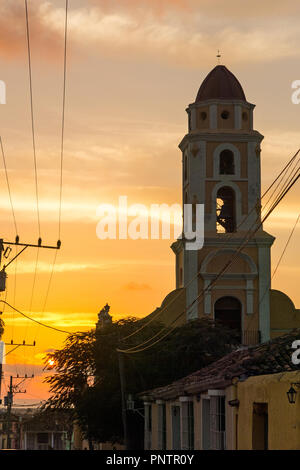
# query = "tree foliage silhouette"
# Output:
<box><xmin>44</xmin><ymin>317</ymin><xmax>240</xmax><ymax>446</ymax></box>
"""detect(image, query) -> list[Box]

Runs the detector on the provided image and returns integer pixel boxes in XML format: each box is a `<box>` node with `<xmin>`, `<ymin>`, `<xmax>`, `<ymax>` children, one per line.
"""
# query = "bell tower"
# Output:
<box><xmin>172</xmin><ymin>65</ymin><xmax>274</xmax><ymax>344</ymax></box>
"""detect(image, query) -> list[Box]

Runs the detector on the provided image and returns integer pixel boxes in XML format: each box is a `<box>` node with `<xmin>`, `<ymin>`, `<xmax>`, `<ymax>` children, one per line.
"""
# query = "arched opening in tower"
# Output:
<box><xmin>219</xmin><ymin>149</ymin><xmax>235</xmax><ymax>175</ymax></box>
<box><xmin>216</xmin><ymin>186</ymin><xmax>236</xmax><ymax>233</ymax></box>
<box><xmin>214</xmin><ymin>296</ymin><xmax>241</xmax><ymax>337</ymax></box>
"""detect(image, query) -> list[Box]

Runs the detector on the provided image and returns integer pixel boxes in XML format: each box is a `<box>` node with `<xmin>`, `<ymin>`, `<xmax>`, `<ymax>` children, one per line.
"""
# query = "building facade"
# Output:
<box><xmin>141</xmin><ymin>331</ymin><xmax>300</xmax><ymax>450</ymax></box>
<box><xmin>171</xmin><ymin>64</ymin><xmax>275</xmax><ymax>345</ymax></box>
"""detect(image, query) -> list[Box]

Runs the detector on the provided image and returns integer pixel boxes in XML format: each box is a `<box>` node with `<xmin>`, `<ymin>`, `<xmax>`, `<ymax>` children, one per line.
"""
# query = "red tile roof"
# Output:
<box><xmin>141</xmin><ymin>330</ymin><xmax>300</xmax><ymax>400</ymax></box>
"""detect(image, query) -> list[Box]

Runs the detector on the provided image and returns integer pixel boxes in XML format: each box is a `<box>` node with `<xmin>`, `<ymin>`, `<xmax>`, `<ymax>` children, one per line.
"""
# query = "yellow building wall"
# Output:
<box><xmin>237</xmin><ymin>371</ymin><xmax>300</xmax><ymax>450</ymax></box>
<box><xmin>270</xmin><ymin>289</ymin><xmax>300</xmax><ymax>338</ymax></box>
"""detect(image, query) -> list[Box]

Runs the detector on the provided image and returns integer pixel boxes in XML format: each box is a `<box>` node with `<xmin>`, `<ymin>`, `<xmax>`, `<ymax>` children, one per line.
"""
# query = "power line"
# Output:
<box><xmin>0</xmin><ymin>137</ymin><xmax>18</xmax><ymax>235</ymax></box>
<box><xmin>262</xmin><ymin>150</ymin><xmax>300</xmax><ymax>218</ymax></box>
<box><xmin>0</xmin><ymin>300</ymin><xmax>70</xmax><ymax>335</ymax></box>
<box><xmin>24</xmin><ymin>247</ymin><xmax>40</xmax><ymax>372</ymax></box>
<box><xmin>12</xmin><ymin>246</ymin><xmax>18</xmax><ymax>342</ymax></box>
<box><xmin>28</xmin><ymin>249</ymin><xmax>40</xmax><ymax>314</ymax></box>
<box><xmin>33</xmin><ymin>249</ymin><xmax>58</xmax><ymax>343</ymax></box>
<box><xmin>246</xmin><ymin>212</ymin><xmax>300</xmax><ymax>333</ymax></box>
<box><xmin>119</xmin><ymin>148</ymin><xmax>300</xmax><ymax>345</ymax></box>
<box><xmin>261</xmin><ymin>149</ymin><xmax>300</xmax><ymax>205</ymax></box>
<box><xmin>24</xmin><ymin>0</ymin><xmax>41</xmax><ymax>238</ymax></box>
<box><xmin>58</xmin><ymin>0</ymin><xmax>68</xmax><ymax>242</ymax></box>
<box><xmin>117</xmin><ymin>153</ymin><xmax>300</xmax><ymax>354</ymax></box>
<box><xmin>271</xmin><ymin>213</ymin><xmax>300</xmax><ymax>279</ymax></box>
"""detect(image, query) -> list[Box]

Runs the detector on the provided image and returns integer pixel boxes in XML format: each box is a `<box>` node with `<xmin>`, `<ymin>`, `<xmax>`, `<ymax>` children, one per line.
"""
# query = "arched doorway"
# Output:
<box><xmin>214</xmin><ymin>296</ymin><xmax>241</xmax><ymax>335</ymax></box>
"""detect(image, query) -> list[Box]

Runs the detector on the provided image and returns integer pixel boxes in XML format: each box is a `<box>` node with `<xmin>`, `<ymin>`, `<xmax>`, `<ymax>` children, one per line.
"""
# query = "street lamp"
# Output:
<box><xmin>287</xmin><ymin>383</ymin><xmax>300</xmax><ymax>404</ymax></box>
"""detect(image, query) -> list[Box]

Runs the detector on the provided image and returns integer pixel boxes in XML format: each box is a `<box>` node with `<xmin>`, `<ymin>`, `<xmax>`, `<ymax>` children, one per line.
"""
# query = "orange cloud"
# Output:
<box><xmin>123</xmin><ymin>281</ymin><xmax>152</xmax><ymax>291</ymax></box>
<box><xmin>88</xmin><ymin>0</ymin><xmax>189</xmax><ymax>17</ymax></box>
<box><xmin>0</xmin><ymin>1</ymin><xmax>65</xmax><ymax>61</ymax></box>
<box><xmin>2</xmin><ymin>1</ymin><xmax>299</xmax><ymax>67</ymax></box>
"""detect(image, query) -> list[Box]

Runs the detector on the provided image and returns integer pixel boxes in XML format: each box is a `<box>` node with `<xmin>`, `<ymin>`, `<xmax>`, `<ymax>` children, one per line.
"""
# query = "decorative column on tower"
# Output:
<box><xmin>172</xmin><ymin>64</ymin><xmax>274</xmax><ymax>344</ymax></box>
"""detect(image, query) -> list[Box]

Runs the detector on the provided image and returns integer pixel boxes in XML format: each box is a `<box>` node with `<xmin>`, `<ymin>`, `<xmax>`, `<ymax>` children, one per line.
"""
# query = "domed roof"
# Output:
<box><xmin>196</xmin><ymin>65</ymin><xmax>246</xmax><ymax>102</ymax></box>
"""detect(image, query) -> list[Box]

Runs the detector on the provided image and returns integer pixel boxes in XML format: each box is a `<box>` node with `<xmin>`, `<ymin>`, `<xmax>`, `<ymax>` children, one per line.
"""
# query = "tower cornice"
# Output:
<box><xmin>179</xmin><ymin>130</ymin><xmax>264</xmax><ymax>150</ymax></box>
<box><xmin>187</xmin><ymin>99</ymin><xmax>255</xmax><ymax>110</ymax></box>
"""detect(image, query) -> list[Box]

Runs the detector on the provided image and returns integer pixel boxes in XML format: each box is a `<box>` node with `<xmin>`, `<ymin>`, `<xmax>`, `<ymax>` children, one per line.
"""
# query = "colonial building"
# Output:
<box><xmin>171</xmin><ymin>64</ymin><xmax>275</xmax><ymax>345</ymax></box>
<box><xmin>141</xmin><ymin>330</ymin><xmax>300</xmax><ymax>450</ymax></box>
<box><xmin>147</xmin><ymin>64</ymin><xmax>300</xmax><ymax>345</ymax></box>
<box><xmin>0</xmin><ymin>408</ymin><xmax>72</xmax><ymax>450</ymax></box>
<box><xmin>138</xmin><ymin>63</ymin><xmax>300</xmax><ymax>451</ymax></box>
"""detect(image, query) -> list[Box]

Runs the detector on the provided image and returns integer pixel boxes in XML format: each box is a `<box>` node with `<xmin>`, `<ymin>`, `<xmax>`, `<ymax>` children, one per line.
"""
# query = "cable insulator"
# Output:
<box><xmin>15</xmin><ymin>235</ymin><xmax>19</xmax><ymax>244</ymax></box>
<box><xmin>57</xmin><ymin>240</ymin><xmax>61</xmax><ymax>249</ymax></box>
<box><xmin>38</xmin><ymin>237</ymin><xmax>42</xmax><ymax>246</ymax></box>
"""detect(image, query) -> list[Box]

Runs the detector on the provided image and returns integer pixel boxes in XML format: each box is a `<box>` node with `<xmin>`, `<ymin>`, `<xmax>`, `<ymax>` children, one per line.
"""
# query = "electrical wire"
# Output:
<box><xmin>22</xmin><ymin>248</ymin><xmax>40</xmax><ymax>377</ymax></box>
<box><xmin>261</xmin><ymin>150</ymin><xmax>300</xmax><ymax>218</ymax></box>
<box><xmin>261</xmin><ymin>149</ymin><xmax>300</xmax><ymax>210</ymax></box>
<box><xmin>25</xmin><ymin>0</ymin><xmax>41</xmax><ymax>238</ymax></box>
<box><xmin>119</xmin><ymin>148</ymin><xmax>300</xmax><ymax>344</ymax></box>
<box><xmin>246</xmin><ymin>211</ymin><xmax>300</xmax><ymax>333</ymax></box>
<box><xmin>23</xmin><ymin>0</ymin><xmax>41</xmax><ymax>376</ymax></box>
<box><xmin>33</xmin><ymin>250</ymin><xmax>58</xmax><ymax>344</ymax></box>
<box><xmin>13</xmin><ymin>251</ymin><xmax>20</xmax><ymax>378</ymax></box>
<box><xmin>0</xmin><ymin>300</ymin><xmax>70</xmax><ymax>335</ymax></box>
<box><xmin>0</xmin><ymin>1</ymin><xmax>69</xmax><ymax>384</ymax></box>
<box><xmin>58</xmin><ymin>0</ymin><xmax>68</xmax><ymax>242</ymax></box>
<box><xmin>117</xmin><ymin>155</ymin><xmax>300</xmax><ymax>354</ymax></box>
<box><xmin>30</xmin><ymin>0</ymin><xmax>68</xmax><ymax>363</ymax></box>
<box><xmin>12</xmin><ymin>247</ymin><xmax>18</xmax><ymax>341</ymax></box>
<box><xmin>272</xmin><ymin>213</ymin><xmax>300</xmax><ymax>279</ymax></box>
<box><xmin>0</xmin><ymin>136</ymin><xmax>18</xmax><ymax>235</ymax></box>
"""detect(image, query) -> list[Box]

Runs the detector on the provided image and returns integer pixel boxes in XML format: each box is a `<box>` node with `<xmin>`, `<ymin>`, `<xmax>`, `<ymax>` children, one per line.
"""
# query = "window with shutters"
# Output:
<box><xmin>181</xmin><ymin>401</ymin><xmax>194</xmax><ymax>450</ymax></box>
<box><xmin>157</xmin><ymin>403</ymin><xmax>166</xmax><ymax>450</ymax></box>
<box><xmin>210</xmin><ymin>396</ymin><xmax>226</xmax><ymax>450</ymax></box>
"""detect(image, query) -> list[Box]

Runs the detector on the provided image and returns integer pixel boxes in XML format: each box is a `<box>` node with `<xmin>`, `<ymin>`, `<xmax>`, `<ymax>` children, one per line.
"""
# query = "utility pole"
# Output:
<box><xmin>0</xmin><ymin>341</ymin><xmax>35</xmax><ymax>409</ymax></box>
<box><xmin>6</xmin><ymin>375</ymin><xmax>13</xmax><ymax>450</ymax></box>
<box><xmin>5</xmin><ymin>374</ymin><xmax>33</xmax><ymax>449</ymax></box>
<box><xmin>0</xmin><ymin>235</ymin><xmax>60</xmax><ymax>406</ymax></box>
<box><xmin>0</xmin><ymin>339</ymin><xmax>4</xmax><ymax>401</ymax></box>
<box><xmin>118</xmin><ymin>352</ymin><xmax>128</xmax><ymax>450</ymax></box>
<box><xmin>0</xmin><ymin>236</ymin><xmax>61</xmax><ymax>294</ymax></box>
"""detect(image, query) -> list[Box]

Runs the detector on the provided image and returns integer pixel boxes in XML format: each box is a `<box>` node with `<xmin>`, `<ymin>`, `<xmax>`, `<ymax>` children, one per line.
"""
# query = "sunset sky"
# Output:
<box><xmin>0</xmin><ymin>0</ymin><xmax>300</xmax><ymax>404</ymax></box>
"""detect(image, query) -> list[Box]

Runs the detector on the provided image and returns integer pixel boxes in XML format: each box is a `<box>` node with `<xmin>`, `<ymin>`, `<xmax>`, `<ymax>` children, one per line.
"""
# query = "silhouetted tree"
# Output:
<box><xmin>44</xmin><ymin>317</ymin><xmax>240</xmax><ymax>447</ymax></box>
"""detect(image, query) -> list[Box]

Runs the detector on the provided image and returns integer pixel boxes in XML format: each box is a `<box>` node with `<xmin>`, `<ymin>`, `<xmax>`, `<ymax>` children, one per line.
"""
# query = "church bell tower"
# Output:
<box><xmin>172</xmin><ymin>64</ymin><xmax>274</xmax><ymax>344</ymax></box>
